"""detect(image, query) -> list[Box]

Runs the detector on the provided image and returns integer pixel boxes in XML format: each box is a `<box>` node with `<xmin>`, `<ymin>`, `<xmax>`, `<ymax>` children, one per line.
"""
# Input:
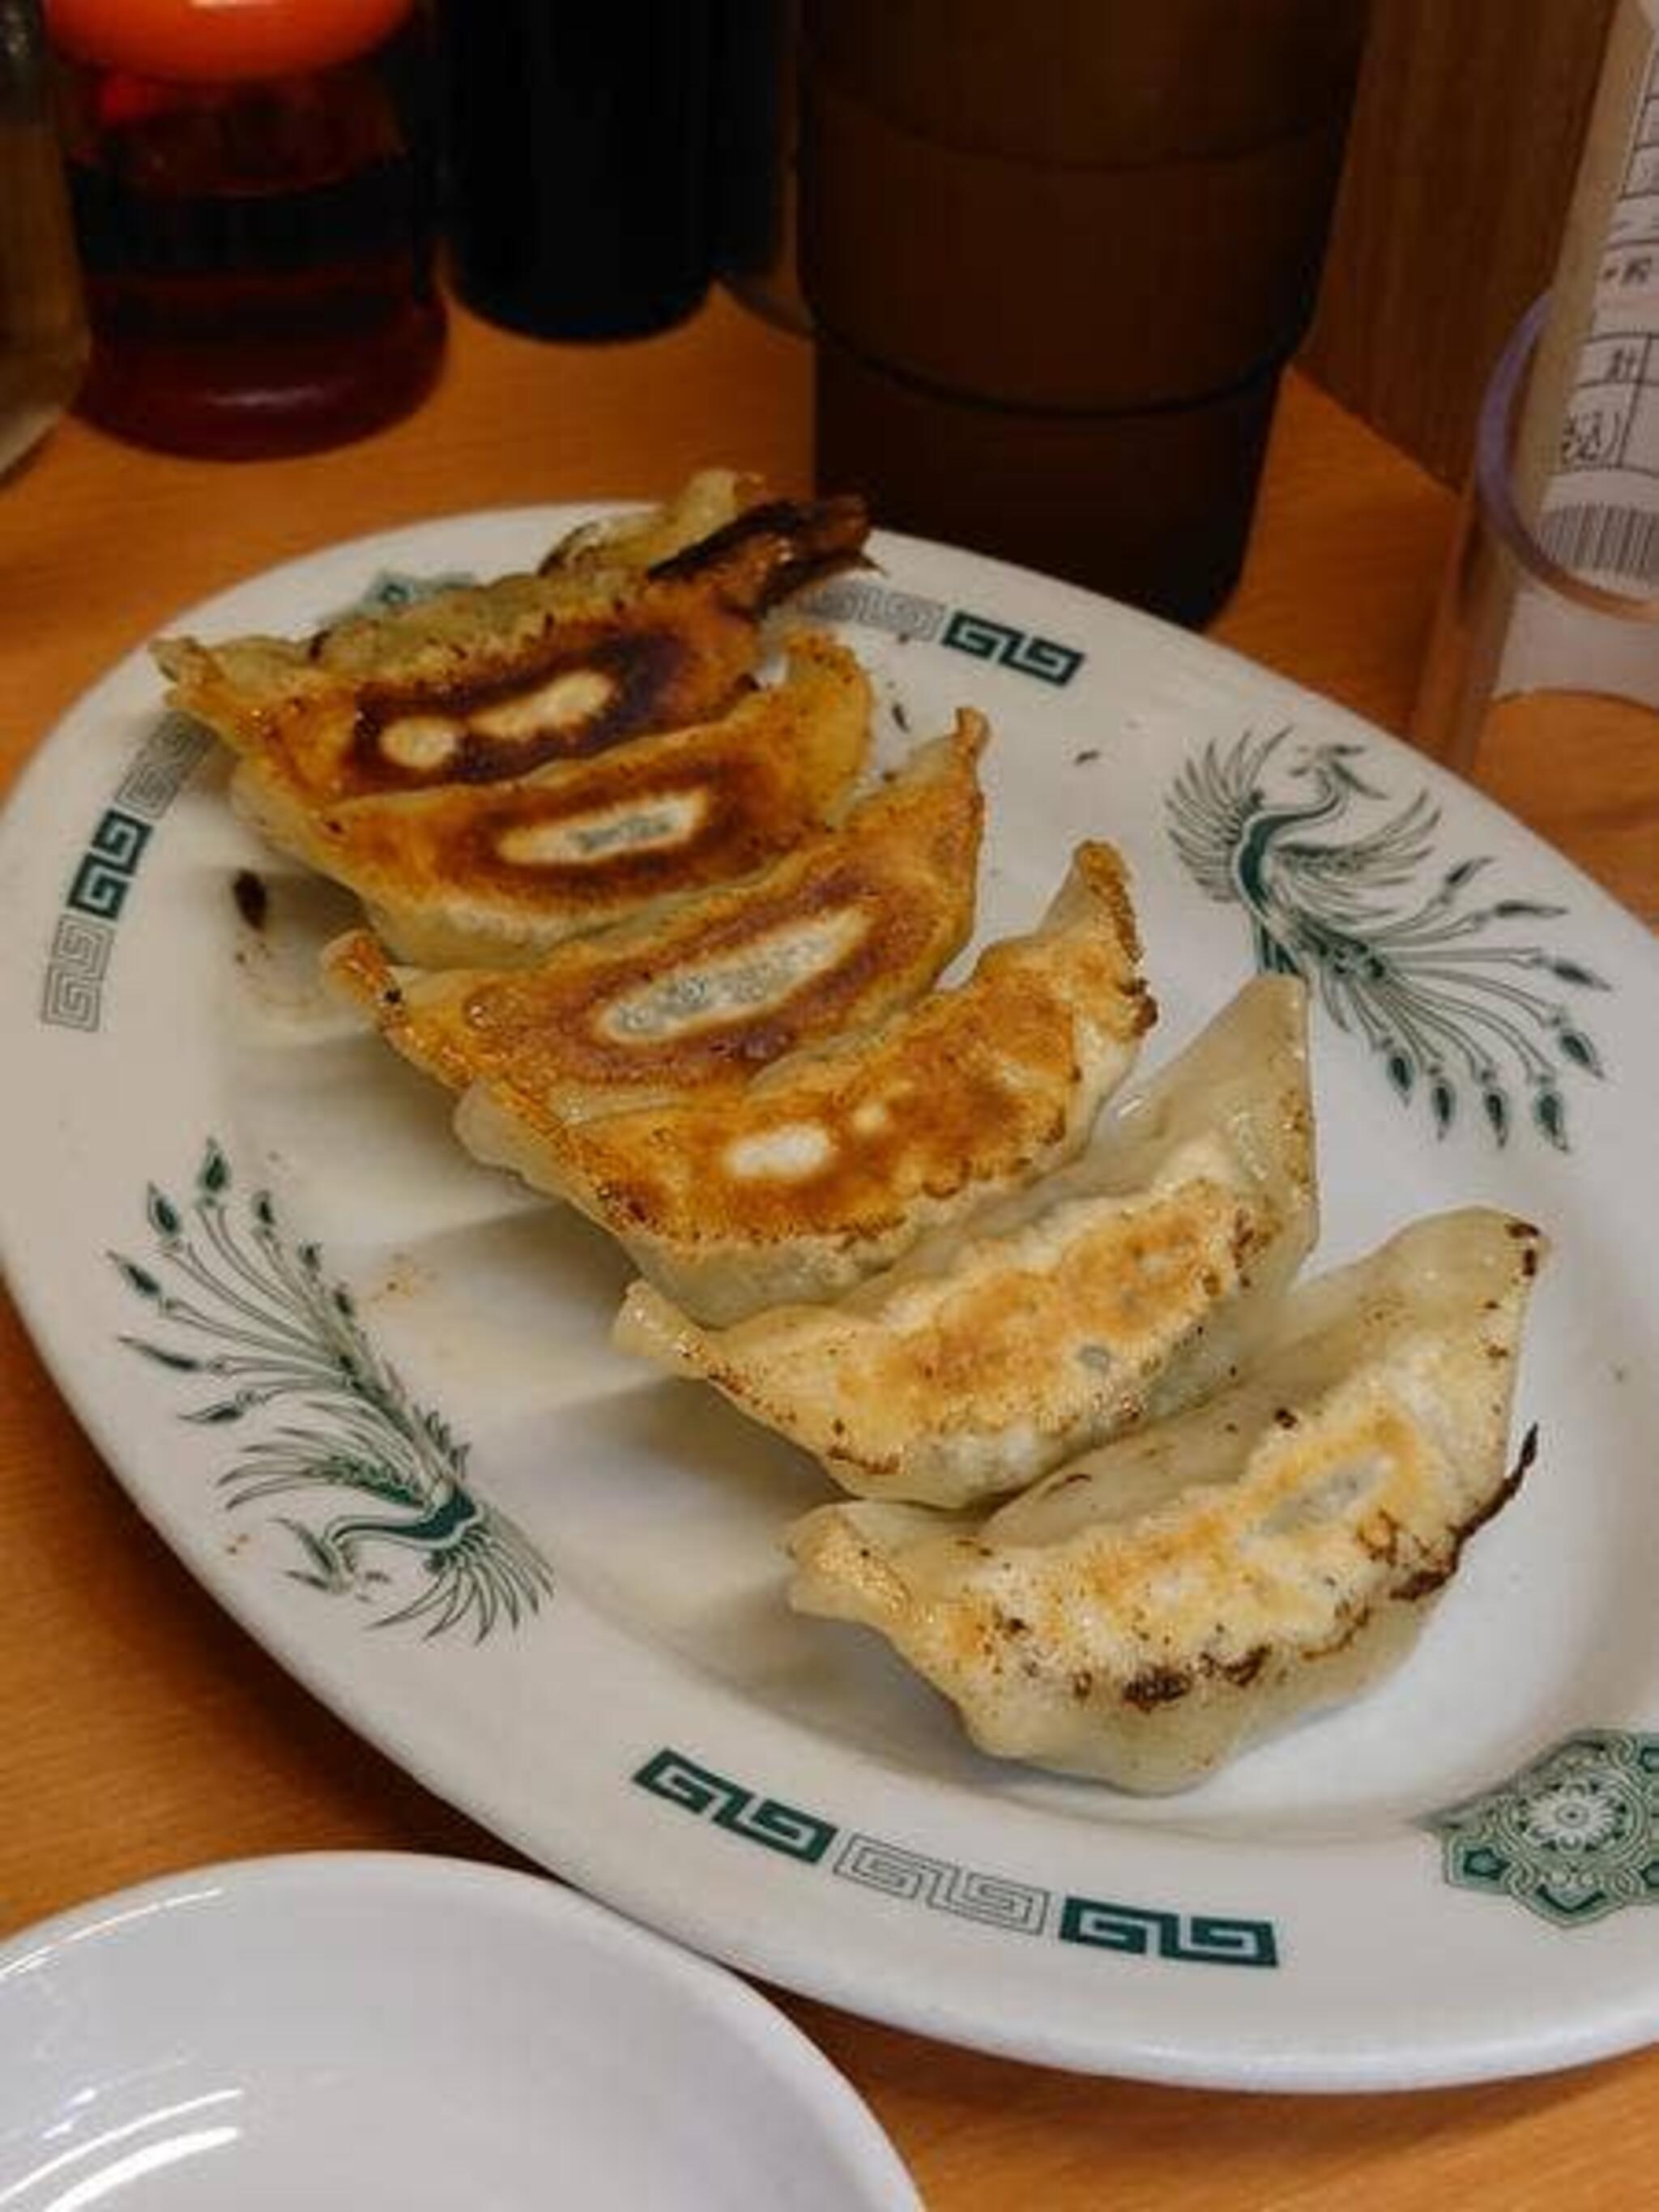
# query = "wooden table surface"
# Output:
<box><xmin>2</xmin><ymin>290</ymin><xmax>1655</xmax><ymax>2209</ymax></box>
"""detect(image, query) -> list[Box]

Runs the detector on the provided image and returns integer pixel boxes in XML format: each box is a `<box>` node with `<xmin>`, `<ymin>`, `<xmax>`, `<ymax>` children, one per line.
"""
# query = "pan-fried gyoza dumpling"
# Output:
<box><xmin>616</xmin><ymin>975</ymin><xmax>1316</xmax><ymax>1506</ymax></box>
<box><xmin>153</xmin><ymin>484</ymin><xmax>869</xmax><ymax>807</ymax></box>
<box><xmin>324</xmin><ymin>711</ymin><xmax>987</xmax><ymax>1110</ymax></box>
<box><xmin>787</xmin><ymin>1209</ymin><xmax>1546</xmax><ymax>1792</ymax></box>
<box><xmin>237</xmin><ymin>634</ymin><xmax>874</xmax><ymax>965</ymax></box>
<box><xmin>535</xmin><ymin>467</ymin><xmax>765</xmax><ymax>580</ymax></box>
<box><xmin>456</xmin><ymin>842</ymin><xmax>1155</xmax><ymax>1323</ymax></box>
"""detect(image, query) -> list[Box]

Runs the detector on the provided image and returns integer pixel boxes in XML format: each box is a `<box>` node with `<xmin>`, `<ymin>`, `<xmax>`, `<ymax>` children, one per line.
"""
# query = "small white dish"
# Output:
<box><xmin>0</xmin><ymin>1853</ymin><xmax>919</xmax><ymax>2210</ymax></box>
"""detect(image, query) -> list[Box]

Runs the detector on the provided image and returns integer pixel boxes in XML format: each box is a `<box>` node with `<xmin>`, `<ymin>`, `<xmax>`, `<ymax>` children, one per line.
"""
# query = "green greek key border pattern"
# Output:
<box><xmin>808</xmin><ymin>577</ymin><xmax>1085</xmax><ymax>686</ymax></box>
<box><xmin>941</xmin><ymin>607</ymin><xmax>1085</xmax><ymax>684</ymax></box>
<box><xmin>631</xmin><ymin>1746</ymin><xmax>834</xmax><ymax>1860</ymax></box>
<box><xmin>41</xmin><ymin>714</ymin><xmax>211</xmax><ymax>1033</ymax></box>
<box><xmin>1060</xmin><ymin>1896</ymin><xmax>1278</xmax><ymax>1967</ymax></box>
<box><xmin>39</xmin><ymin>569</ymin><xmax>475</xmax><ymax>1038</ymax></box>
<box><xmin>632</xmin><ymin>1746</ymin><xmax>1277</xmax><ymax>1968</ymax></box>
<box><xmin>834</xmin><ymin>1832</ymin><xmax>1050</xmax><ymax>1935</ymax></box>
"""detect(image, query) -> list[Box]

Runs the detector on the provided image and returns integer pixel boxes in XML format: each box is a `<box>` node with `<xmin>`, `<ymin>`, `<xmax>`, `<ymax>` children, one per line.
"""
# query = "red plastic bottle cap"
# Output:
<box><xmin>44</xmin><ymin>0</ymin><xmax>413</xmax><ymax>83</ymax></box>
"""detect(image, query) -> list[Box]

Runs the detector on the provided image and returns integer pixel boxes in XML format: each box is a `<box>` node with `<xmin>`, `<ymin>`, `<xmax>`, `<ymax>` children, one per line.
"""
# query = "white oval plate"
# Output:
<box><xmin>2</xmin><ymin>510</ymin><xmax>1656</xmax><ymax>2091</ymax></box>
<box><xmin>0</xmin><ymin>1852</ymin><xmax>919</xmax><ymax>2209</ymax></box>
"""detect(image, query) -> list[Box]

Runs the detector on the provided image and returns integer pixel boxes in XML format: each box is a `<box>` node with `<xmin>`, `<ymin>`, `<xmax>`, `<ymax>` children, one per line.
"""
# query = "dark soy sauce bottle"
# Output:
<box><xmin>48</xmin><ymin>0</ymin><xmax>444</xmax><ymax>459</ymax></box>
<box><xmin>435</xmin><ymin>4</ymin><xmax>714</xmax><ymax>342</ymax></box>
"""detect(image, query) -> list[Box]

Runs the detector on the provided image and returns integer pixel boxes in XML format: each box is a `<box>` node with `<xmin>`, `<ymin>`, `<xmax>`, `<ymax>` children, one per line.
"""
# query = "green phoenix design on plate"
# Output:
<box><xmin>111</xmin><ymin>1139</ymin><xmax>551</xmax><ymax>1640</ymax></box>
<box><xmin>1166</xmin><ymin>727</ymin><xmax>1610</xmax><ymax>1150</ymax></box>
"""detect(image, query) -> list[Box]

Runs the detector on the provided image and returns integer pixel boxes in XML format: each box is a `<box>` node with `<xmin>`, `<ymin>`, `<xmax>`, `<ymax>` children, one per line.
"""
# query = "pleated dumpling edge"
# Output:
<box><xmin>785</xmin><ymin>1208</ymin><xmax>1546</xmax><ymax>1793</ymax></box>
<box><xmin>459</xmin><ymin>838</ymin><xmax>1155</xmax><ymax>1323</ymax></box>
<box><xmin>616</xmin><ymin>974</ymin><xmax>1318</xmax><ymax>1506</ymax></box>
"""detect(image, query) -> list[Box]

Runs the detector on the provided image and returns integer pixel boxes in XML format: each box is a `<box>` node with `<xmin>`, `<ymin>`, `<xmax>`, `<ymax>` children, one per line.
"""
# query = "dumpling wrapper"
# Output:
<box><xmin>534</xmin><ymin>467</ymin><xmax>765</xmax><ymax>580</ymax></box>
<box><xmin>456</xmin><ymin>840</ymin><xmax>1155</xmax><ymax>1323</ymax></box>
<box><xmin>787</xmin><ymin>1208</ymin><xmax>1546</xmax><ymax>1793</ymax></box>
<box><xmin>616</xmin><ymin>975</ymin><xmax>1316</xmax><ymax>1506</ymax></box>
<box><xmin>324</xmin><ymin>710</ymin><xmax>987</xmax><ymax>1113</ymax></box>
<box><xmin>230</xmin><ymin>632</ymin><xmax>873</xmax><ymax>966</ymax></box>
<box><xmin>153</xmin><ymin>483</ymin><xmax>869</xmax><ymax>806</ymax></box>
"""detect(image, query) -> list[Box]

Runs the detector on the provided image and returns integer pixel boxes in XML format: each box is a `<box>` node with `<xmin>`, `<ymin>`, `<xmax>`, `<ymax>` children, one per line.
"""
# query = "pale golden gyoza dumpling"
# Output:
<box><xmin>535</xmin><ymin>467</ymin><xmax>766</xmax><ymax>581</ymax></box>
<box><xmin>788</xmin><ymin>1209</ymin><xmax>1546</xmax><ymax>1793</ymax></box>
<box><xmin>616</xmin><ymin>976</ymin><xmax>1316</xmax><ymax>1506</ymax></box>
<box><xmin>457</xmin><ymin>842</ymin><xmax>1155</xmax><ymax>1323</ymax></box>
<box><xmin>323</xmin><ymin>710</ymin><xmax>987</xmax><ymax>1113</ymax></box>
<box><xmin>230</xmin><ymin>633</ymin><xmax>873</xmax><ymax>965</ymax></box>
<box><xmin>155</xmin><ymin>479</ymin><xmax>869</xmax><ymax>806</ymax></box>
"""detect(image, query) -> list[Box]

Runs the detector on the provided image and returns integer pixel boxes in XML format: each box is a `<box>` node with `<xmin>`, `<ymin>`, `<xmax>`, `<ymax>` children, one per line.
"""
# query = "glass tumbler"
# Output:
<box><xmin>1411</xmin><ymin>294</ymin><xmax>1659</xmax><ymax>920</ymax></box>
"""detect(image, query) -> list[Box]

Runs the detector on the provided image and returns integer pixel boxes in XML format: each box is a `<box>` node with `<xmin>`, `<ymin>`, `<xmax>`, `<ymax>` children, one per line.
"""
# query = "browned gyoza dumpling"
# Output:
<box><xmin>456</xmin><ymin>841</ymin><xmax>1155</xmax><ymax>1323</ymax></box>
<box><xmin>787</xmin><ymin>1209</ymin><xmax>1546</xmax><ymax>1793</ymax></box>
<box><xmin>323</xmin><ymin>710</ymin><xmax>988</xmax><ymax>1110</ymax></box>
<box><xmin>535</xmin><ymin>467</ymin><xmax>770</xmax><ymax>580</ymax></box>
<box><xmin>154</xmin><ymin>475</ymin><xmax>870</xmax><ymax>804</ymax></box>
<box><xmin>232</xmin><ymin>633</ymin><xmax>874</xmax><ymax>965</ymax></box>
<box><xmin>616</xmin><ymin>975</ymin><xmax>1316</xmax><ymax>1506</ymax></box>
